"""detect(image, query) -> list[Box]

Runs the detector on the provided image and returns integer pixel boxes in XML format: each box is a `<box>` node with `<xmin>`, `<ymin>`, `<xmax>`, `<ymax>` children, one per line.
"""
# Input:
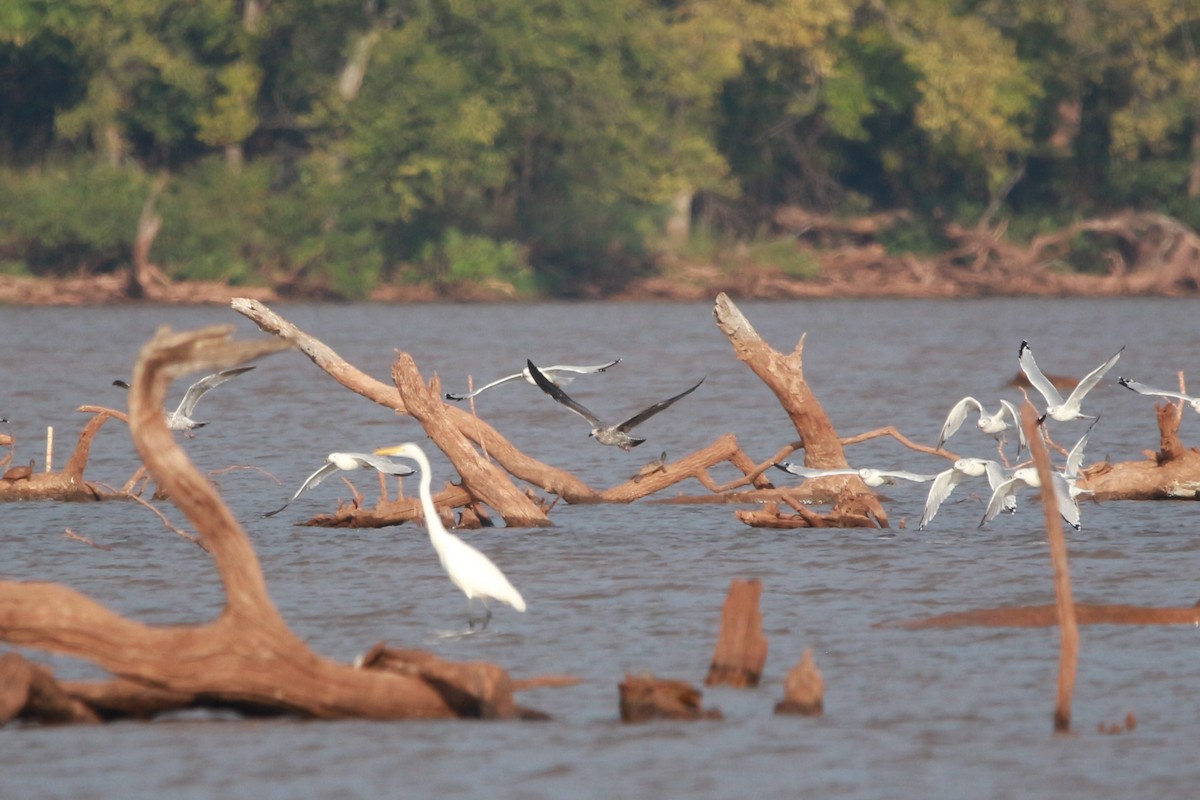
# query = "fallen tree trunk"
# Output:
<box><xmin>713</xmin><ymin>293</ymin><xmax>887</xmax><ymax>527</ymax></box>
<box><xmin>0</xmin><ymin>325</ymin><xmax>539</xmax><ymax>723</ymax></box>
<box><xmin>1079</xmin><ymin>396</ymin><xmax>1200</xmax><ymax>499</ymax></box>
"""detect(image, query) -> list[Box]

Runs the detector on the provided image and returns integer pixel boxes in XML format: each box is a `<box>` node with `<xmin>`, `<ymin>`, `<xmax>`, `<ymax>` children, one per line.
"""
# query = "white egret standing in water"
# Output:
<box><xmin>374</xmin><ymin>442</ymin><xmax>526</xmax><ymax>629</ymax></box>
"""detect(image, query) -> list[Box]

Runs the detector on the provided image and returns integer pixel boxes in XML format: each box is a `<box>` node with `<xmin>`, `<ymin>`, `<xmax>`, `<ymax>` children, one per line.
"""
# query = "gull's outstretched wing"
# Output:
<box><xmin>175</xmin><ymin>366</ymin><xmax>256</xmax><ymax>417</ymax></box>
<box><xmin>775</xmin><ymin>462</ymin><xmax>857</xmax><ymax>479</ymax></box>
<box><xmin>937</xmin><ymin>396</ymin><xmax>983</xmax><ymax>449</ymax></box>
<box><xmin>1062</xmin><ymin>346</ymin><xmax>1123</xmax><ymax>408</ymax></box>
<box><xmin>980</xmin><ymin>477</ymin><xmax>1022</xmax><ymax>526</ymax></box>
<box><xmin>919</xmin><ymin>467</ymin><xmax>967</xmax><ymax>530</ymax></box>
<box><xmin>526</xmin><ymin>360</ymin><xmax>603</xmax><ymax>426</ymax></box>
<box><xmin>445</xmin><ymin>359</ymin><xmax>621</xmax><ymax>401</ymax></box>
<box><xmin>878</xmin><ymin>470</ymin><xmax>938</xmax><ymax>482</ymax></box>
<box><xmin>445</xmin><ymin>371</ymin><xmax>524</xmax><ymax>401</ymax></box>
<box><xmin>997</xmin><ymin>398</ymin><xmax>1027</xmax><ymax>452</ymax></box>
<box><xmin>615</xmin><ymin>377</ymin><xmax>705</xmax><ymax>433</ymax></box>
<box><xmin>1064</xmin><ymin>417</ymin><xmax>1099</xmax><ymax>478</ymax></box>
<box><xmin>1118</xmin><ymin>377</ymin><xmax>1195</xmax><ymax>403</ymax></box>
<box><xmin>262</xmin><ymin>460</ymin><xmax>339</xmax><ymax>518</ymax></box>
<box><xmin>537</xmin><ymin>359</ymin><xmax>622</xmax><ymax>377</ymax></box>
<box><xmin>1018</xmin><ymin>341</ymin><xmax>1064</xmax><ymax>408</ymax></box>
<box><xmin>1051</xmin><ymin>472</ymin><xmax>1082</xmax><ymax>529</ymax></box>
<box><xmin>353</xmin><ymin>453</ymin><xmax>417</xmax><ymax>476</ymax></box>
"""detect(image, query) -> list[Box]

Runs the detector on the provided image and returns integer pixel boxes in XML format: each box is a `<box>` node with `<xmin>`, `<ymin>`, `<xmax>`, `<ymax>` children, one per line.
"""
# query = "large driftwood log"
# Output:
<box><xmin>0</xmin><ymin>325</ymin><xmax>539</xmax><ymax>724</ymax></box>
<box><xmin>1079</xmin><ymin>396</ymin><xmax>1200</xmax><ymax>499</ymax></box>
<box><xmin>392</xmin><ymin>352</ymin><xmax>551</xmax><ymax>527</ymax></box>
<box><xmin>713</xmin><ymin>293</ymin><xmax>887</xmax><ymax>527</ymax></box>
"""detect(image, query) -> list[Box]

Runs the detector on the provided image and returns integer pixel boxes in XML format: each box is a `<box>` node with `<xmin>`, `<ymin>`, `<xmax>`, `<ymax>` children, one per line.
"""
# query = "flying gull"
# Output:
<box><xmin>1018</xmin><ymin>340</ymin><xmax>1123</xmax><ymax>422</ymax></box>
<box><xmin>263</xmin><ymin>452</ymin><xmax>415</xmax><ymax>517</ymax></box>
<box><xmin>919</xmin><ymin>457</ymin><xmax>1013</xmax><ymax>531</ymax></box>
<box><xmin>979</xmin><ymin>467</ymin><xmax>1080</xmax><ymax>530</ymax></box>
<box><xmin>979</xmin><ymin>419</ymin><xmax>1098</xmax><ymax>530</ymax></box>
<box><xmin>1117</xmin><ymin>377</ymin><xmax>1200</xmax><ymax>413</ymax></box>
<box><xmin>527</xmin><ymin>359</ymin><xmax>703</xmax><ymax>451</ymax></box>
<box><xmin>114</xmin><ymin>366</ymin><xmax>255</xmax><ymax>434</ymax></box>
<box><xmin>936</xmin><ymin>396</ymin><xmax>1026</xmax><ymax>459</ymax></box>
<box><xmin>775</xmin><ymin>462</ymin><xmax>936</xmax><ymax>488</ymax></box>
<box><xmin>445</xmin><ymin>359</ymin><xmax>621</xmax><ymax>401</ymax></box>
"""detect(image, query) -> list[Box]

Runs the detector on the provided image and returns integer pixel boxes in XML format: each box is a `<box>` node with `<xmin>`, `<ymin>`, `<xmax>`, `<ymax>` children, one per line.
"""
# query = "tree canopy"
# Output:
<box><xmin>1</xmin><ymin>0</ymin><xmax>1197</xmax><ymax>298</ymax></box>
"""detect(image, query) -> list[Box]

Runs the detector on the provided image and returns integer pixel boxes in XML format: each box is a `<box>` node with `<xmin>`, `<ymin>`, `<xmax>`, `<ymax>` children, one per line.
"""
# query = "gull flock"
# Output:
<box><xmin>94</xmin><ymin>336</ymin><xmax>1183</xmax><ymax>628</ymax></box>
<box><xmin>774</xmin><ymin>339</ymin><xmax>1158</xmax><ymax>534</ymax></box>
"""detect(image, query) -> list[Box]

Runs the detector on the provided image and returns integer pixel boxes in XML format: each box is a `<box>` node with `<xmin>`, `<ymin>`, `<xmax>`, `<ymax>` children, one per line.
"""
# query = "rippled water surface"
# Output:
<box><xmin>3</xmin><ymin>298</ymin><xmax>1200</xmax><ymax>799</ymax></box>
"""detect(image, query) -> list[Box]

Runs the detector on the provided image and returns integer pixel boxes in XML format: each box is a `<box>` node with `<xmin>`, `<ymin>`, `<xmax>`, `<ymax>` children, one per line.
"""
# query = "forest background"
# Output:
<box><xmin>1</xmin><ymin>0</ymin><xmax>1198</xmax><ymax>301</ymax></box>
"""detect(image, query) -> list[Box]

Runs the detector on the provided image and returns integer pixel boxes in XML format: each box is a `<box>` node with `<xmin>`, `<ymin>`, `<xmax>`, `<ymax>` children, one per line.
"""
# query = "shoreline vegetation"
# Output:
<box><xmin>4</xmin><ymin>208</ymin><xmax>1198</xmax><ymax>306</ymax></box>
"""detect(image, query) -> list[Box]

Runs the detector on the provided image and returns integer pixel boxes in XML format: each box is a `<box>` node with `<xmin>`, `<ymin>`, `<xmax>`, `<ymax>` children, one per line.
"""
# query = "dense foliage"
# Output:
<box><xmin>1</xmin><ymin>0</ymin><xmax>1197</xmax><ymax>297</ymax></box>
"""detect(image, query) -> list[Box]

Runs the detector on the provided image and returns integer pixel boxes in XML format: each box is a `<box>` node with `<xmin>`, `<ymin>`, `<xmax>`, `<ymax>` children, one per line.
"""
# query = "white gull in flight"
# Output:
<box><xmin>445</xmin><ymin>359</ymin><xmax>621</xmax><ymax>401</ymax></box>
<box><xmin>263</xmin><ymin>452</ymin><xmax>415</xmax><ymax>517</ymax></box>
<box><xmin>775</xmin><ymin>462</ymin><xmax>936</xmax><ymax>488</ymax></box>
<box><xmin>114</xmin><ymin>366</ymin><xmax>255</xmax><ymax>434</ymax></box>
<box><xmin>936</xmin><ymin>396</ymin><xmax>1026</xmax><ymax>459</ymax></box>
<box><xmin>1018</xmin><ymin>340</ymin><xmax>1123</xmax><ymax>422</ymax></box>
<box><xmin>919</xmin><ymin>457</ymin><xmax>1012</xmax><ymax>531</ymax></box>
<box><xmin>1117</xmin><ymin>377</ymin><xmax>1200</xmax><ymax>413</ymax></box>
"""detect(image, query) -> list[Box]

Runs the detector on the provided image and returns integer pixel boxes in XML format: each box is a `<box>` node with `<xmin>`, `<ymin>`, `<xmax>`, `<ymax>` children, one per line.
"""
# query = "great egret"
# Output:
<box><xmin>114</xmin><ymin>366</ymin><xmax>255</xmax><ymax>433</ymax></box>
<box><xmin>775</xmin><ymin>462</ymin><xmax>936</xmax><ymax>487</ymax></box>
<box><xmin>936</xmin><ymin>396</ymin><xmax>1026</xmax><ymax>459</ymax></box>
<box><xmin>374</xmin><ymin>442</ymin><xmax>526</xmax><ymax>629</ymax></box>
<box><xmin>527</xmin><ymin>359</ymin><xmax>704</xmax><ymax>451</ymax></box>
<box><xmin>262</xmin><ymin>452</ymin><xmax>415</xmax><ymax>517</ymax></box>
<box><xmin>1118</xmin><ymin>377</ymin><xmax>1200</xmax><ymax>413</ymax></box>
<box><xmin>1018</xmin><ymin>341</ymin><xmax>1123</xmax><ymax>422</ymax></box>
<box><xmin>919</xmin><ymin>457</ymin><xmax>1012</xmax><ymax>530</ymax></box>
<box><xmin>445</xmin><ymin>359</ymin><xmax>621</xmax><ymax>401</ymax></box>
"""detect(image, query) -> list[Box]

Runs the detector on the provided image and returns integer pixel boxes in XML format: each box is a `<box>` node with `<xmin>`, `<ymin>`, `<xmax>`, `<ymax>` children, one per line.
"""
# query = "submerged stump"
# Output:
<box><xmin>705</xmin><ymin>579</ymin><xmax>768</xmax><ymax>688</ymax></box>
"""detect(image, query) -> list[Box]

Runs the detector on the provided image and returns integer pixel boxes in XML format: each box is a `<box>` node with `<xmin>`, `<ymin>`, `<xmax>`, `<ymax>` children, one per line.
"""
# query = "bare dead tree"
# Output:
<box><xmin>0</xmin><ymin>325</ymin><xmax>548</xmax><ymax>725</ymax></box>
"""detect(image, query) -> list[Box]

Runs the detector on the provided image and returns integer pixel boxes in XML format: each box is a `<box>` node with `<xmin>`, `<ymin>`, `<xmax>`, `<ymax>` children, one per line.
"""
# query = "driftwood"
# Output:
<box><xmin>0</xmin><ymin>412</ymin><xmax>121</xmax><ymax>502</ymax></box>
<box><xmin>1079</xmin><ymin>392</ymin><xmax>1200</xmax><ymax>499</ymax></box>
<box><xmin>0</xmin><ymin>325</ymin><xmax>544</xmax><ymax>724</ymax></box>
<box><xmin>618</xmin><ymin>675</ymin><xmax>723</xmax><ymax>723</ymax></box>
<box><xmin>713</xmin><ymin>292</ymin><xmax>888</xmax><ymax>527</ymax></box>
<box><xmin>229</xmin><ymin>298</ymin><xmax>800</xmax><ymax>527</ymax></box>
<box><xmin>774</xmin><ymin>649</ymin><xmax>824</xmax><ymax>717</ymax></box>
<box><xmin>704</xmin><ymin>579</ymin><xmax>768</xmax><ymax>688</ymax></box>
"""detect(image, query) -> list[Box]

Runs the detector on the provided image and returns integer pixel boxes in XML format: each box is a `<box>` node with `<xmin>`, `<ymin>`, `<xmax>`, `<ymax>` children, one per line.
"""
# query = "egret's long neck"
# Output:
<box><xmin>412</xmin><ymin>448</ymin><xmax>442</xmax><ymax>543</ymax></box>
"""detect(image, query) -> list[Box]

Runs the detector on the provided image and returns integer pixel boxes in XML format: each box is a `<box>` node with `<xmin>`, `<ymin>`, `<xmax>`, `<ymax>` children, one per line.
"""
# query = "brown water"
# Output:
<box><xmin>2</xmin><ymin>298</ymin><xmax>1199</xmax><ymax>798</ymax></box>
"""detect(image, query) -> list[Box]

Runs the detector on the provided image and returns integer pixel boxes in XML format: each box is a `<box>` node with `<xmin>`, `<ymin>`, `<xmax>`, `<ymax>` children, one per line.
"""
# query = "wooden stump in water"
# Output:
<box><xmin>618</xmin><ymin>675</ymin><xmax>723</xmax><ymax>723</ymax></box>
<box><xmin>774</xmin><ymin>650</ymin><xmax>824</xmax><ymax>717</ymax></box>
<box><xmin>705</xmin><ymin>578</ymin><xmax>768</xmax><ymax>688</ymax></box>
